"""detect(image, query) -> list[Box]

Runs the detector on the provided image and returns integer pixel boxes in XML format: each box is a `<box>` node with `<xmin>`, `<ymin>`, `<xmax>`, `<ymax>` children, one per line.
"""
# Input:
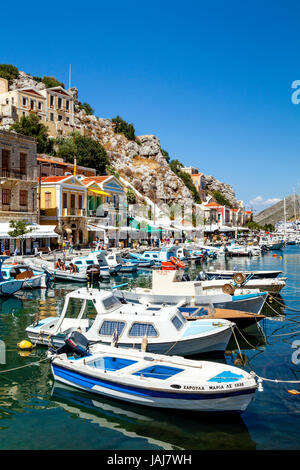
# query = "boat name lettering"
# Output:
<box><xmin>183</xmin><ymin>385</ymin><xmax>205</xmax><ymax>390</ymax></box>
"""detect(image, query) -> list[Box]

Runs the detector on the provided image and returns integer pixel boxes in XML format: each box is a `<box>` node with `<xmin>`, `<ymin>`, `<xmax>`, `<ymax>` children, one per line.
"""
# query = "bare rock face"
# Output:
<box><xmin>204</xmin><ymin>174</ymin><xmax>239</xmax><ymax>208</ymax></box>
<box><xmin>9</xmin><ymin>71</ymin><xmax>46</xmax><ymax>91</ymax></box>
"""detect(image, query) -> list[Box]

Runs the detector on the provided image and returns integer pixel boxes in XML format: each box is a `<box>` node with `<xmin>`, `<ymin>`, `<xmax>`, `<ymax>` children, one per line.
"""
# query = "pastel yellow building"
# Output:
<box><xmin>39</xmin><ymin>175</ymin><xmax>87</xmax><ymax>244</ymax></box>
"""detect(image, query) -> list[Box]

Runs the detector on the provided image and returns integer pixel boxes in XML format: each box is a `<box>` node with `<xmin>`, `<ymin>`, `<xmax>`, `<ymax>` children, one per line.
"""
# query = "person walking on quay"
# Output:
<box><xmin>69</xmin><ymin>237</ymin><xmax>74</xmax><ymax>254</ymax></box>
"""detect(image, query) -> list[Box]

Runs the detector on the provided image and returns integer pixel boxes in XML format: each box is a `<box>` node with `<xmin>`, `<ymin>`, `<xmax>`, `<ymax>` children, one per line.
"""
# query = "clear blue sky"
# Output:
<box><xmin>2</xmin><ymin>0</ymin><xmax>300</xmax><ymax>213</ymax></box>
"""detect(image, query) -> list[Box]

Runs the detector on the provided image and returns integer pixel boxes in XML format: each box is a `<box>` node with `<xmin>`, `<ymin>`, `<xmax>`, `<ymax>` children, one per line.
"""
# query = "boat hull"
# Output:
<box><xmin>114</xmin><ymin>290</ymin><xmax>268</xmax><ymax>315</ymax></box>
<box><xmin>51</xmin><ymin>363</ymin><xmax>256</xmax><ymax>412</ymax></box>
<box><xmin>0</xmin><ymin>279</ymin><xmax>23</xmax><ymax>296</ymax></box>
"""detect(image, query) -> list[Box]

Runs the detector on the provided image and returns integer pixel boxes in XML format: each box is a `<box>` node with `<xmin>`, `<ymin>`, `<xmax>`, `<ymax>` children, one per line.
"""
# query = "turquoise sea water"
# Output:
<box><xmin>0</xmin><ymin>246</ymin><xmax>300</xmax><ymax>450</ymax></box>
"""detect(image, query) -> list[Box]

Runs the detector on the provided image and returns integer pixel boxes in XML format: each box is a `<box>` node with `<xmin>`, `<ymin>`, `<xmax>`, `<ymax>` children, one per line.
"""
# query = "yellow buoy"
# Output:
<box><xmin>288</xmin><ymin>389</ymin><xmax>300</xmax><ymax>395</ymax></box>
<box><xmin>17</xmin><ymin>340</ymin><xmax>35</xmax><ymax>350</ymax></box>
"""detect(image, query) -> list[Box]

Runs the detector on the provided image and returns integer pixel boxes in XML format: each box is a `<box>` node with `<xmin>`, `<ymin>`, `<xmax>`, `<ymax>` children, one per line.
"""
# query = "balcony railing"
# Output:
<box><xmin>62</xmin><ymin>208</ymin><xmax>85</xmax><ymax>217</ymax></box>
<box><xmin>0</xmin><ymin>168</ymin><xmax>33</xmax><ymax>180</ymax></box>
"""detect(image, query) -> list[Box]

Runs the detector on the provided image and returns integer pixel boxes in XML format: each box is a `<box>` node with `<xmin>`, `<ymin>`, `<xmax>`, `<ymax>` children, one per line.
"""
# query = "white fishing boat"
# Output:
<box><xmin>26</xmin><ymin>288</ymin><xmax>234</xmax><ymax>356</ymax></box>
<box><xmin>113</xmin><ymin>270</ymin><xmax>269</xmax><ymax>311</ymax></box>
<box><xmin>26</xmin><ymin>258</ymin><xmax>88</xmax><ymax>283</ymax></box>
<box><xmin>49</xmin><ymin>337</ymin><xmax>258</xmax><ymax>412</ymax></box>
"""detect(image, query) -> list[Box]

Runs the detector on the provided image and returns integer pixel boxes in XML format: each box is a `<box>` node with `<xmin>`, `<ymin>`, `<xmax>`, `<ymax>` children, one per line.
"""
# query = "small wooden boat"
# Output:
<box><xmin>50</xmin><ymin>336</ymin><xmax>258</xmax><ymax>412</ymax></box>
<box><xmin>179</xmin><ymin>305</ymin><xmax>265</xmax><ymax>331</ymax></box>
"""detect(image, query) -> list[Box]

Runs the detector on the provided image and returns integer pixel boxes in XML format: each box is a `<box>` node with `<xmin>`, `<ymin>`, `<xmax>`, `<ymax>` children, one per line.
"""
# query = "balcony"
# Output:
<box><xmin>0</xmin><ymin>168</ymin><xmax>34</xmax><ymax>181</ymax></box>
<box><xmin>62</xmin><ymin>208</ymin><xmax>85</xmax><ymax>217</ymax></box>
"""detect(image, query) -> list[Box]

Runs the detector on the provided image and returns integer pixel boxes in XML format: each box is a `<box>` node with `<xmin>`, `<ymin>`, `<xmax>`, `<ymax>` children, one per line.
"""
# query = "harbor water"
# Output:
<box><xmin>1</xmin><ymin>246</ymin><xmax>300</xmax><ymax>450</ymax></box>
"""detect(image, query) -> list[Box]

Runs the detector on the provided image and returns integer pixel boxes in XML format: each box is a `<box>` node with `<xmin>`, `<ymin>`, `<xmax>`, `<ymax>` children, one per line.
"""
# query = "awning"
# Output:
<box><xmin>88</xmin><ymin>189</ymin><xmax>111</xmax><ymax>197</ymax></box>
<box><xmin>0</xmin><ymin>223</ymin><xmax>58</xmax><ymax>239</ymax></box>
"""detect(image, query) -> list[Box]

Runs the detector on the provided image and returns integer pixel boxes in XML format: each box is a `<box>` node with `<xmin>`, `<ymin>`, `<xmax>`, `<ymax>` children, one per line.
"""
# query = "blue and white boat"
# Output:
<box><xmin>130</xmin><ymin>246</ymin><xmax>183</xmax><ymax>267</ymax></box>
<box><xmin>0</xmin><ymin>256</ymin><xmax>24</xmax><ymax>296</ymax></box>
<box><xmin>50</xmin><ymin>340</ymin><xmax>258</xmax><ymax>412</ymax></box>
<box><xmin>105</xmin><ymin>252</ymin><xmax>138</xmax><ymax>274</ymax></box>
<box><xmin>2</xmin><ymin>263</ymin><xmax>49</xmax><ymax>289</ymax></box>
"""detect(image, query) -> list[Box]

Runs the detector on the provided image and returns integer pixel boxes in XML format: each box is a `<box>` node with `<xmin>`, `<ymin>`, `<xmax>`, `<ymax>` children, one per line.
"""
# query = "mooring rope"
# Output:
<box><xmin>0</xmin><ymin>356</ymin><xmax>49</xmax><ymax>374</ymax></box>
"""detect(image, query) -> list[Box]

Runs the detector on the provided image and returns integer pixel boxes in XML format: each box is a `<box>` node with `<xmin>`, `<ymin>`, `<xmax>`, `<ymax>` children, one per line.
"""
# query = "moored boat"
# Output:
<box><xmin>49</xmin><ymin>337</ymin><xmax>258</xmax><ymax>412</ymax></box>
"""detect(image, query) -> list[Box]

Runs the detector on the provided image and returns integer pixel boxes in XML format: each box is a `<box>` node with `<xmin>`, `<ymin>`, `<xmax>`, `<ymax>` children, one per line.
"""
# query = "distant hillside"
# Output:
<box><xmin>254</xmin><ymin>195</ymin><xmax>300</xmax><ymax>225</ymax></box>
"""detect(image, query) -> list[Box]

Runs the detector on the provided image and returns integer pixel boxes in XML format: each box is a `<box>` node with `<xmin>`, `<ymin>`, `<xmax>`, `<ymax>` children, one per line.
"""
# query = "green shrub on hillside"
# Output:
<box><xmin>40</xmin><ymin>76</ymin><xmax>65</xmax><ymax>89</ymax></box>
<box><xmin>78</xmin><ymin>102</ymin><xmax>95</xmax><ymax>115</ymax></box>
<box><xmin>212</xmin><ymin>190</ymin><xmax>232</xmax><ymax>208</ymax></box>
<box><xmin>55</xmin><ymin>132</ymin><xmax>108</xmax><ymax>174</ymax></box>
<box><xmin>10</xmin><ymin>113</ymin><xmax>54</xmax><ymax>154</ymax></box>
<box><xmin>169</xmin><ymin>159</ymin><xmax>202</xmax><ymax>204</ymax></box>
<box><xmin>0</xmin><ymin>64</ymin><xmax>19</xmax><ymax>85</ymax></box>
<box><xmin>112</xmin><ymin>116</ymin><xmax>135</xmax><ymax>141</ymax></box>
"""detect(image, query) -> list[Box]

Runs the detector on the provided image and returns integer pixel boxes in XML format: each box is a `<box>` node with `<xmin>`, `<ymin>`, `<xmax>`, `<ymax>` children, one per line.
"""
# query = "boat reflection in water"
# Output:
<box><xmin>51</xmin><ymin>383</ymin><xmax>256</xmax><ymax>450</ymax></box>
<box><xmin>0</xmin><ymin>296</ymin><xmax>23</xmax><ymax>315</ymax></box>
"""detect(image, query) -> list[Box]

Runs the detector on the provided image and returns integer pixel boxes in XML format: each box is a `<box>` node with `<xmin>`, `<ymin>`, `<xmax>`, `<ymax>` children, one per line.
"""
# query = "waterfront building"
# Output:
<box><xmin>39</xmin><ymin>175</ymin><xmax>88</xmax><ymax>245</ymax></box>
<box><xmin>81</xmin><ymin>175</ymin><xmax>126</xmax><ymax>243</ymax></box>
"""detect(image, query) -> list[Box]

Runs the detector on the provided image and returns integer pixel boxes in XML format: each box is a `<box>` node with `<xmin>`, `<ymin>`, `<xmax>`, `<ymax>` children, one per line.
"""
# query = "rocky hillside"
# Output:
<box><xmin>5</xmin><ymin>69</ymin><xmax>239</xmax><ymax>208</ymax></box>
<box><xmin>254</xmin><ymin>194</ymin><xmax>300</xmax><ymax>225</ymax></box>
<box><xmin>204</xmin><ymin>175</ymin><xmax>239</xmax><ymax>208</ymax></box>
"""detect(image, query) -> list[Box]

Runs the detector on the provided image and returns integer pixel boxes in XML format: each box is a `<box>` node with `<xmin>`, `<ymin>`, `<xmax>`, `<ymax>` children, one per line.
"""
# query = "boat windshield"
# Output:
<box><xmin>61</xmin><ymin>297</ymin><xmax>98</xmax><ymax>320</ymax></box>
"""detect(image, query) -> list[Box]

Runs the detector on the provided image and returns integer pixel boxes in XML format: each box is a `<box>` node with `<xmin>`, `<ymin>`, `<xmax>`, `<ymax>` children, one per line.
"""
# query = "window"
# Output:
<box><xmin>66</xmin><ymin>116</ymin><xmax>70</xmax><ymax>123</ymax></box>
<box><xmin>128</xmin><ymin>323</ymin><xmax>158</xmax><ymax>337</ymax></box>
<box><xmin>2</xmin><ymin>149</ymin><xmax>10</xmax><ymax>175</ymax></box>
<box><xmin>66</xmin><ymin>100</ymin><xmax>69</xmax><ymax>111</ymax></box>
<box><xmin>20</xmin><ymin>153</ymin><xmax>27</xmax><ymax>175</ymax></box>
<box><xmin>57</xmin><ymin>97</ymin><xmax>62</xmax><ymax>109</ymax></box>
<box><xmin>19</xmin><ymin>190</ymin><xmax>28</xmax><ymax>206</ymax></box>
<box><xmin>2</xmin><ymin>188</ymin><xmax>11</xmax><ymax>205</ymax></box>
<box><xmin>63</xmin><ymin>193</ymin><xmax>68</xmax><ymax>208</ymax></box>
<box><xmin>50</xmin><ymin>95</ymin><xmax>54</xmax><ymax>106</ymax></box>
<box><xmin>78</xmin><ymin>194</ymin><xmax>83</xmax><ymax>209</ymax></box>
<box><xmin>171</xmin><ymin>315</ymin><xmax>184</xmax><ymax>331</ymax></box>
<box><xmin>45</xmin><ymin>192</ymin><xmax>52</xmax><ymax>209</ymax></box>
<box><xmin>22</xmin><ymin>97</ymin><xmax>27</xmax><ymax>106</ymax></box>
<box><xmin>102</xmin><ymin>296</ymin><xmax>121</xmax><ymax>311</ymax></box>
<box><xmin>99</xmin><ymin>321</ymin><xmax>125</xmax><ymax>337</ymax></box>
<box><xmin>50</xmin><ymin>113</ymin><xmax>54</xmax><ymax>122</ymax></box>
<box><xmin>58</xmin><ymin>115</ymin><xmax>63</xmax><ymax>121</ymax></box>
<box><xmin>30</xmin><ymin>99</ymin><xmax>35</xmax><ymax>110</ymax></box>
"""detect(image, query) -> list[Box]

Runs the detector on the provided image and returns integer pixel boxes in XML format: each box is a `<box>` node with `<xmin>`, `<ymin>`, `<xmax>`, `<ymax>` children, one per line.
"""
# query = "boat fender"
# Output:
<box><xmin>141</xmin><ymin>336</ymin><xmax>148</xmax><ymax>352</ymax></box>
<box><xmin>17</xmin><ymin>340</ymin><xmax>35</xmax><ymax>350</ymax></box>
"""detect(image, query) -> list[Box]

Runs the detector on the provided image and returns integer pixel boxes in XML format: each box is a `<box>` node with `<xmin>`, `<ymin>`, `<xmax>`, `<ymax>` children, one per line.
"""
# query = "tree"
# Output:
<box><xmin>126</xmin><ymin>187</ymin><xmax>136</xmax><ymax>204</ymax></box>
<box><xmin>0</xmin><ymin>64</ymin><xmax>19</xmax><ymax>85</ymax></box>
<box><xmin>10</xmin><ymin>113</ymin><xmax>54</xmax><ymax>154</ymax></box>
<box><xmin>8</xmin><ymin>220</ymin><xmax>35</xmax><ymax>256</ymax></box>
<box><xmin>161</xmin><ymin>148</ymin><xmax>170</xmax><ymax>163</ymax></box>
<box><xmin>112</xmin><ymin>116</ymin><xmax>136</xmax><ymax>141</ymax></box>
<box><xmin>55</xmin><ymin>132</ymin><xmax>108</xmax><ymax>174</ymax></box>
<box><xmin>77</xmin><ymin>102</ymin><xmax>94</xmax><ymax>115</ymax></box>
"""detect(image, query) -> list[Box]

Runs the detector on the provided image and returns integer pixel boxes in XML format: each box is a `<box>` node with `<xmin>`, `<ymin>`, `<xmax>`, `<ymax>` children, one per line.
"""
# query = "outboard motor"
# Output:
<box><xmin>86</xmin><ymin>264</ymin><xmax>100</xmax><ymax>284</ymax></box>
<box><xmin>54</xmin><ymin>330</ymin><xmax>90</xmax><ymax>357</ymax></box>
<box><xmin>181</xmin><ymin>273</ymin><xmax>191</xmax><ymax>282</ymax></box>
<box><xmin>195</xmin><ymin>271</ymin><xmax>208</xmax><ymax>281</ymax></box>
